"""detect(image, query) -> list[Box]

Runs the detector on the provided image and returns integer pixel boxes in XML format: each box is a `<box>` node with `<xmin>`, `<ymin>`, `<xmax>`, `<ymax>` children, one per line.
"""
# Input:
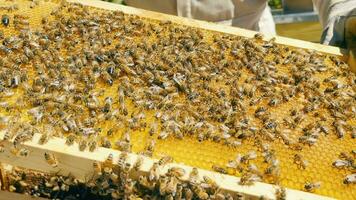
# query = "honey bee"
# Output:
<box><xmin>275</xmin><ymin>186</ymin><xmax>286</xmax><ymax>200</ymax></box>
<box><xmin>115</xmin><ymin>139</ymin><xmax>131</xmax><ymax>152</ymax></box>
<box><xmin>133</xmin><ymin>156</ymin><xmax>143</xmax><ymax>171</ymax></box>
<box><xmin>239</xmin><ymin>172</ymin><xmax>261</xmax><ymax>186</ymax></box>
<box><xmin>1</xmin><ymin>15</ymin><xmax>9</xmax><ymax>27</ymax></box>
<box><xmin>148</xmin><ymin>163</ymin><xmax>160</xmax><ymax>181</ymax></box>
<box><xmin>167</xmin><ymin>167</ymin><xmax>185</xmax><ymax>178</ymax></box>
<box><xmin>333</xmin><ymin>121</ymin><xmax>345</xmax><ymax>138</ymax></box>
<box><xmin>93</xmin><ymin>161</ymin><xmax>102</xmax><ymax>175</ymax></box>
<box><xmin>158</xmin><ymin>155</ymin><xmax>173</xmax><ymax>166</ymax></box>
<box><xmin>254</xmin><ymin>33</ymin><xmax>264</xmax><ymax>40</ymax></box>
<box><xmin>304</xmin><ymin>181</ymin><xmax>321</xmax><ymax>192</ymax></box>
<box><xmin>18</xmin><ymin>148</ymin><xmax>30</xmax><ymax>157</ymax></box>
<box><xmin>38</xmin><ymin>132</ymin><xmax>50</xmax><ymax>145</ymax></box>
<box><xmin>65</xmin><ymin>134</ymin><xmax>76</xmax><ymax>146</ymax></box>
<box><xmin>241</xmin><ymin>151</ymin><xmax>257</xmax><ymax>163</ymax></box>
<box><xmin>332</xmin><ymin>159</ymin><xmax>350</xmax><ymax>168</ymax></box>
<box><xmin>138</xmin><ymin>175</ymin><xmax>155</xmax><ymax>190</ymax></box>
<box><xmin>188</xmin><ymin>167</ymin><xmax>199</xmax><ymax>183</ymax></box>
<box><xmin>88</xmin><ymin>139</ymin><xmax>98</xmax><ymax>152</ymax></box>
<box><xmin>103</xmin><ymin>153</ymin><xmax>114</xmax><ymax>169</ymax></box>
<box><xmin>343</xmin><ymin>173</ymin><xmax>356</xmax><ymax>184</ymax></box>
<box><xmin>212</xmin><ymin>165</ymin><xmax>227</xmax><ymax>174</ymax></box>
<box><xmin>149</xmin><ymin>121</ymin><xmax>158</xmax><ymax>136</ymax></box>
<box><xmin>79</xmin><ymin>139</ymin><xmax>87</xmax><ymax>151</ymax></box>
<box><xmin>101</xmin><ymin>137</ymin><xmax>112</xmax><ymax>148</ymax></box>
<box><xmin>158</xmin><ymin>131</ymin><xmax>169</xmax><ymax>140</ymax></box>
<box><xmin>103</xmin><ymin>97</ymin><xmax>113</xmax><ymax>113</ymax></box>
<box><xmin>293</xmin><ymin>154</ymin><xmax>308</xmax><ymax>170</ymax></box>
<box><xmin>13</xmin><ymin>132</ymin><xmax>32</xmax><ymax>147</ymax></box>
<box><xmin>192</xmin><ymin>185</ymin><xmax>209</xmax><ymax>200</ymax></box>
<box><xmin>44</xmin><ymin>152</ymin><xmax>58</xmax><ymax>167</ymax></box>
<box><xmin>298</xmin><ymin>136</ymin><xmax>317</xmax><ymax>146</ymax></box>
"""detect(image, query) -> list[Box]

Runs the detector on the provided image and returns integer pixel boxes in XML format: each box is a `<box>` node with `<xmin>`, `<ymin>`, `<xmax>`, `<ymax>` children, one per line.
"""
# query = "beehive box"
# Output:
<box><xmin>0</xmin><ymin>0</ymin><xmax>355</xmax><ymax>200</ymax></box>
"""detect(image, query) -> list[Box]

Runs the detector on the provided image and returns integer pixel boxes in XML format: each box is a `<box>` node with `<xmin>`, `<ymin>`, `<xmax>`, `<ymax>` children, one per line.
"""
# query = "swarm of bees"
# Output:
<box><xmin>0</xmin><ymin>0</ymin><xmax>355</xmax><ymax>199</ymax></box>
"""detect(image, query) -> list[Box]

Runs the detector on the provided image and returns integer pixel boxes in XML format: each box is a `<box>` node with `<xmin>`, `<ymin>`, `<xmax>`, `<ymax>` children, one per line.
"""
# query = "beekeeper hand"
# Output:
<box><xmin>317</xmin><ymin>0</ymin><xmax>356</xmax><ymax>72</ymax></box>
<box><xmin>345</xmin><ymin>12</ymin><xmax>356</xmax><ymax>73</ymax></box>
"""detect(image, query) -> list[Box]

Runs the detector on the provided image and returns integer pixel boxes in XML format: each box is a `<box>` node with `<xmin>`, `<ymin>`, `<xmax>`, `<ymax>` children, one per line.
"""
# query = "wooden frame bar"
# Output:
<box><xmin>0</xmin><ymin>132</ymin><xmax>334</xmax><ymax>200</ymax></box>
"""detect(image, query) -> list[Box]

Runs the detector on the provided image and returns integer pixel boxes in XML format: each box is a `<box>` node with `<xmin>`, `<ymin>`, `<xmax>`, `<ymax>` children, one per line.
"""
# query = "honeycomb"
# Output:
<box><xmin>0</xmin><ymin>1</ymin><xmax>355</xmax><ymax>199</ymax></box>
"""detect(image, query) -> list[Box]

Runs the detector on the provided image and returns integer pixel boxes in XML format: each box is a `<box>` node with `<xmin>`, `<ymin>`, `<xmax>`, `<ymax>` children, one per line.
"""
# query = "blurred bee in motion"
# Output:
<box><xmin>293</xmin><ymin>154</ymin><xmax>308</xmax><ymax>170</ymax></box>
<box><xmin>44</xmin><ymin>152</ymin><xmax>58</xmax><ymax>167</ymax></box>
<box><xmin>1</xmin><ymin>15</ymin><xmax>9</xmax><ymax>27</ymax></box>
<box><xmin>304</xmin><ymin>181</ymin><xmax>321</xmax><ymax>192</ymax></box>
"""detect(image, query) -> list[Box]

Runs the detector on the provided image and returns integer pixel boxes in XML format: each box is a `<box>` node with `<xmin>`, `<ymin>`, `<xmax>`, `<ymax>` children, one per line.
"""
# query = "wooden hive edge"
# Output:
<box><xmin>0</xmin><ymin>132</ymin><xmax>334</xmax><ymax>200</ymax></box>
<box><xmin>68</xmin><ymin>0</ymin><xmax>346</xmax><ymax>57</ymax></box>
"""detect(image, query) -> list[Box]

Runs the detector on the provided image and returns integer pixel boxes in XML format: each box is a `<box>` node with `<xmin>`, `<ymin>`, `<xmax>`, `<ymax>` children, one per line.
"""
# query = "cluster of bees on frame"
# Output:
<box><xmin>0</xmin><ymin>0</ymin><xmax>355</xmax><ymax>199</ymax></box>
<box><xmin>6</xmin><ymin>154</ymin><xmax>254</xmax><ymax>200</ymax></box>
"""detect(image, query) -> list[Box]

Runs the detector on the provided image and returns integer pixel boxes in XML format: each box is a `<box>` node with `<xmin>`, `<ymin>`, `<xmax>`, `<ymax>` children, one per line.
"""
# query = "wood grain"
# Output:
<box><xmin>0</xmin><ymin>190</ymin><xmax>47</xmax><ymax>200</ymax></box>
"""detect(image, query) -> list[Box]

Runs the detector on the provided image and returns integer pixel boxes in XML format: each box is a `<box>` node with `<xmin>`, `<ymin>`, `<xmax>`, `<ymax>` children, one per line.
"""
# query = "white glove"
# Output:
<box><xmin>320</xmin><ymin>0</ymin><xmax>356</xmax><ymax>49</ymax></box>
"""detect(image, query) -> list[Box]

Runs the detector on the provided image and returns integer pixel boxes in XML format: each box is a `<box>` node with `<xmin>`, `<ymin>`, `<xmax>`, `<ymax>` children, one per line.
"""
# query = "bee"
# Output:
<box><xmin>103</xmin><ymin>97</ymin><xmax>113</xmax><ymax>113</ymax></box>
<box><xmin>1</xmin><ymin>15</ymin><xmax>9</xmax><ymax>27</ymax></box>
<box><xmin>189</xmin><ymin>167</ymin><xmax>199</xmax><ymax>184</ymax></box>
<box><xmin>241</xmin><ymin>151</ymin><xmax>257</xmax><ymax>163</ymax></box>
<box><xmin>79</xmin><ymin>139</ymin><xmax>87</xmax><ymax>151</ymax></box>
<box><xmin>149</xmin><ymin>121</ymin><xmax>158</xmax><ymax>136</ymax></box>
<box><xmin>44</xmin><ymin>152</ymin><xmax>58</xmax><ymax>167</ymax></box>
<box><xmin>304</xmin><ymin>181</ymin><xmax>321</xmax><ymax>192</ymax></box>
<box><xmin>115</xmin><ymin>140</ymin><xmax>131</xmax><ymax>152</ymax></box>
<box><xmin>298</xmin><ymin>136</ymin><xmax>317</xmax><ymax>146</ymax></box>
<box><xmin>192</xmin><ymin>185</ymin><xmax>209</xmax><ymax>200</ymax></box>
<box><xmin>254</xmin><ymin>33</ymin><xmax>264</xmax><ymax>40</ymax></box>
<box><xmin>158</xmin><ymin>131</ymin><xmax>169</xmax><ymax>140</ymax></box>
<box><xmin>148</xmin><ymin>163</ymin><xmax>160</xmax><ymax>181</ymax></box>
<box><xmin>239</xmin><ymin>172</ymin><xmax>261</xmax><ymax>185</ymax></box>
<box><xmin>38</xmin><ymin>132</ymin><xmax>50</xmax><ymax>145</ymax></box>
<box><xmin>133</xmin><ymin>156</ymin><xmax>143</xmax><ymax>171</ymax></box>
<box><xmin>167</xmin><ymin>167</ymin><xmax>185</xmax><ymax>178</ymax></box>
<box><xmin>268</xmin><ymin>98</ymin><xmax>279</xmax><ymax>107</ymax></box>
<box><xmin>107</xmin><ymin>119</ymin><xmax>123</xmax><ymax>136</ymax></box>
<box><xmin>18</xmin><ymin>148</ymin><xmax>30</xmax><ymax>157</ymax></box>
<box><xmin>293</xmin><ymin>154</ymin><xmax>308</xmax><ymax>169</ymax></box>
<box><xmin>212</xmin><ymin>165</ymin><xmax>227</xmax><ymax>174</ymax></box>
<box><xmin>203</xmin><ymin>175</ymin><xmax>218</xmax><ymax>189</ymax></box>
<box><xmin>13</xmin><ymin>132</ymin><xmax>32</xmax><ymax>147</ymax></box>
<box><xmin>65</xmin><ymin>134</ymin><xmax>76</xmax><ymax>146</ymax></box>
<box><xmin>275</xmin><ymin>186</ymin><xmax>286</xmax><ymax>200</ymax></box>
<box><xmin>93</xmin><ymin>161</ymin><xmax>102</xmax><ymax>175</ymax></box>
<box><xmin>158</xmin><ymin>155</ymin><xmax>173</xmax><ymax>166</ymax></box>
<box><xmin>101</xmin><ymin>71</ymin><xmax>113</xmax><ymax>86</ymax></box>
<box><xmin>103</xmin><ymin>153</ymin><xmax>114</xmax><ymax>169</ymax></box>
<box><xmin>88</xmin><ymin>140</ymin><xmax>98</xmax><ymax>152</ymax></box>
<box><xmin>334</xmin><ymin>122</ymin><xmax>345</xmax><ymax>138</ymax></box>
<box><xmin>101</xmin><ymin>137</ymin><xmax>112</xmax><ymax>148</ymax></box>
<box><xmin>159</xmin><ymin>176</ymin><xmax>170</xmax><ymax>196</ymax></box>
<box><xmin>332</xmin><ymin>159</ymin><xmax>350</xmax><ymax>168</ymax></box>
<box><xmin>224</xmin><ymin>138</ymin><xmax>242</xmax><ymax>148</ymax></box>
<box><xmin>138</xmin><ymin>175</ymin><xmax>155</xmax><ymax>190</ymax></box>
<box><xmin>343</xmin><ymin>173</ymin><xmax>356</xmax><ymax>184</ymax></box>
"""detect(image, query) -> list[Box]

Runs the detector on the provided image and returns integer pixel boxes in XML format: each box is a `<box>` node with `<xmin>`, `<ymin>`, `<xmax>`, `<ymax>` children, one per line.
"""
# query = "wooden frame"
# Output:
<box><xmin>0</xmin><ymin>132</ymin><xmax>334</xmax><ymax>200</ymax></box>
<box><xmin>0</xmin><ymin>0</ymin><xmax>346</xmax><ymax>199</ymax></box>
